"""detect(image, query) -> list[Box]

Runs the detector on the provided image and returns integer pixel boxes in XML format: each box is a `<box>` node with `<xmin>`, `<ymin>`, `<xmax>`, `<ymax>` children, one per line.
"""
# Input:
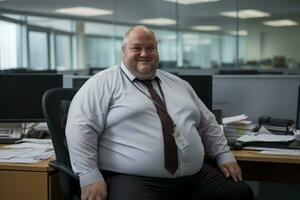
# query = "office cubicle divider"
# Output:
<box><xmin>213</xmin><ymin>75</ymin><xmax>300</xmax><ymax>122</ymax></box>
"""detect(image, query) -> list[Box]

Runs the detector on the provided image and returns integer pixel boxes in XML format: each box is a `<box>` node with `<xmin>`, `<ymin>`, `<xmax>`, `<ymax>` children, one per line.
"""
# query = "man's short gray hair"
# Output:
<box><xmin>122</xmin><ymin>25</ymin><xmax>157</xmax><ymax>46</ymax></box>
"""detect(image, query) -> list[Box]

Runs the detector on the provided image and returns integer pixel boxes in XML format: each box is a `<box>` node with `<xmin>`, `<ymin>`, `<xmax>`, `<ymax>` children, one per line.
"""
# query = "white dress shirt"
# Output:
<box><xmin>66</xmin><ymin>63</ymin><xmax>235</xmax><ymax>187</ymax></box>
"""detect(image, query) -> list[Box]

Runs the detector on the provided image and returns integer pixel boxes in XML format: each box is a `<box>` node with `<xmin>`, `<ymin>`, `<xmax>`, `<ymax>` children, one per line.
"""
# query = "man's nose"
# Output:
<box><xmin>140</xmin><ymin>48</ymin><xmax>148</xmax><ymax>56</ymax></box>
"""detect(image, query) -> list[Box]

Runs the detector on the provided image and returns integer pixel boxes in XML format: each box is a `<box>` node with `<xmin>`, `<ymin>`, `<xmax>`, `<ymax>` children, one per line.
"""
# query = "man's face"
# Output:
<box><xmin>122</xmin><ymin>28</ymin><xmax>159</xmax><ymax>80</ymax></box>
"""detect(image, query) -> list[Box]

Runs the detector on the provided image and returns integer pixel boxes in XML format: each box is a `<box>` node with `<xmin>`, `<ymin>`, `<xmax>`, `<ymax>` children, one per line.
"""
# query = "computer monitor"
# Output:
<box><xmin>296</xmin><ymin>85</ymin><xmax>300</xmax><ymax>129</ymax></box>
<box><xmin>72</xmin><ymin>77</ymin><xmax>90</xmax><ymax>89</ymax></box>
<box><xmin>178</xmin><ymin>75</ymin><xmax>212</xmax><ymax>111</ymax></box>
<box><xmin>0</xmin><ymin>74</ymin><xmax>63</xmax><ymax>123</ymax></box>
<box><xmin>1</xmin><ymin>68</ymin><xmax>57</xmax><ymax>74</ymax></box>
<box><xmin>218</xmin><ymin>69</ymin><xmax>258</xmax><ymax>75</ymax></box>
<box><xmin>89</xmin><ymin>67</ymin><xmax>105</xmax><ymax>75</ymax></box>
<box><xmin>27</xmin><ymin>69</ymin><xmax>57</xmax><ymax>74</ymax></box>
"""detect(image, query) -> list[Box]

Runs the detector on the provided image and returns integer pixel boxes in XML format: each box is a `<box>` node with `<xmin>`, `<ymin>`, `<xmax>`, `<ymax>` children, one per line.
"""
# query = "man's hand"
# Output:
<box><xmin>81</xmin><ymin>181</ymin><xmax>107</xmax><ymax>200</ymax></box>
<box><xmin>218</xmin><ymin>161</ymin><xmax>242</xmax><ymax>182</ymax></box>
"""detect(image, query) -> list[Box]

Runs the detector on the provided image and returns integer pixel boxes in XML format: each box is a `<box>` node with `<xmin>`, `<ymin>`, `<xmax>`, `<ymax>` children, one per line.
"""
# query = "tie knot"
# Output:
<box><xmin>136</xmin><ymin>79</ymin><xmax>153</xmax><ymax>89</ymax></box>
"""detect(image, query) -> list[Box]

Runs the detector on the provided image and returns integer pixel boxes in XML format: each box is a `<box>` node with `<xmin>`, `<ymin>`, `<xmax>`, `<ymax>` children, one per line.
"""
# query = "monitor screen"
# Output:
<box><xmin>296</xmin><ymin>85</ymin><xmax>300</xmax><ymax>129</ymax></box>
<box><xmin>1</xmin><ymin>68</ymin><xmax>57</xmax><ymax>74</ymax></box>
<box><xmin>89</xmin><ymin>67</ymin><xmax>105</xmax><ymax>75</ymax></box>
<box><xmin>0</xmin><ymin>74</ymin><xmax>63</xmax><ymax>122</ymax></box>
<box><xmin>218</xmin><ymin>69</ymin><xmax>258</xmax><ymax>75</ymax></box>
<box><xmin>72</xmin><ymin>77</ymin><xmax>90</xmax><ymax>89</ymax></box>
<box><xmin>178</xmin><ymin>75</ymin><xmax>212</xmax><ymax>111</ymax></box>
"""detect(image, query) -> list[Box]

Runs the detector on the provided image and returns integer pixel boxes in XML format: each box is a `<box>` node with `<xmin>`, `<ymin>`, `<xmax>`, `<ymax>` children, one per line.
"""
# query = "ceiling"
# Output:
<box><xmin>1</xmin><ymin>0</ymin><xmax>300</xmax><ymax>31</ymax></box>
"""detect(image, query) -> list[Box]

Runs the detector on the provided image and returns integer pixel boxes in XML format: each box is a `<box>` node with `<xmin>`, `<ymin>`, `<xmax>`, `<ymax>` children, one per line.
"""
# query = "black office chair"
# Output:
<box><xmin>42</xmin><ymin>88</ymin><xmax>80</xmax><ymax>200</ymax></box>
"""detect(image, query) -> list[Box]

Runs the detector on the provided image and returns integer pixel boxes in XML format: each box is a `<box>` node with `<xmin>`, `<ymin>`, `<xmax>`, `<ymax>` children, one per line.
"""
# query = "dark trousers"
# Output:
<box><xmin>102</xmin><ymin>162</ymin><xmax>254</xmax><ymax>200</ymax></box>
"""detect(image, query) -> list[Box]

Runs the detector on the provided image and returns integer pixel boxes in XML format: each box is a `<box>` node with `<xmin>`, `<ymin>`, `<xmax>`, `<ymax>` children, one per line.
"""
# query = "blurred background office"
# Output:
<box><xmin>0</xmin><ymin>0</ymin><xmax>300</xmax><ymax>75</ymax></box>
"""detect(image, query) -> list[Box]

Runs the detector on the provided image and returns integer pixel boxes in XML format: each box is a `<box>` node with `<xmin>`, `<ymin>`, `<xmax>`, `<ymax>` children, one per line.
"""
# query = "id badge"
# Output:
<box><xmin>173</xmin><ymin>128</ymin><xmax>189</xmax><ymax>150</ymax></box>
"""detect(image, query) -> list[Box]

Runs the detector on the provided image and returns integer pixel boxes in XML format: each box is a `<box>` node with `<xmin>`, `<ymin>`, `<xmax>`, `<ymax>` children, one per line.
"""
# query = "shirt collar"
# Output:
<box><xmin>120</xmin><ymin>62</ymin><xmax>135</xmax><ymax>82</ymax></box>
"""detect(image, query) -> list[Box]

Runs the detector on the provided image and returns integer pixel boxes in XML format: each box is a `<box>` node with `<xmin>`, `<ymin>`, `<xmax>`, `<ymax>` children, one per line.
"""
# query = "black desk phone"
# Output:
<box><xmin>258</xmin><ymin>115</ymin><xmax>294</xmax><ymax>134</ymax></box>
<box><xmin>258</xmin><ymin>115</ymin><xmax>294</xmax><ymax>126</ymax></box>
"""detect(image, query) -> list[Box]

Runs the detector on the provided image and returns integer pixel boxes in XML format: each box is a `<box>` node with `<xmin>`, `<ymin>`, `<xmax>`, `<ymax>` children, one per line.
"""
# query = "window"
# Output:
<box><xmin>28</xmin><ymin>27</ymin><xmax>50</xmax><ymax>70</ymax></box>
<box><xmin>55</xmin><ymin>33</ymin><xmax>73</xmax><ymax>70</ymax></box>
<box><xmin>85</xmin><ymin>36</ymin><xmax>114</xmax><ymax>68</ymax></box>
<box><xmin>181</xmin><ymin>33</ymin><xmax>221</xmax><ymax>68</ymax></box>
<box><xmin>85</xmin><ymin>22</ymin><xmax>115</xmax><ymax>68</ymax></box>
<box><xmin>0</xmin><ymin>20</ymin><xmax>19</xmax><ymax>69</ymax></box>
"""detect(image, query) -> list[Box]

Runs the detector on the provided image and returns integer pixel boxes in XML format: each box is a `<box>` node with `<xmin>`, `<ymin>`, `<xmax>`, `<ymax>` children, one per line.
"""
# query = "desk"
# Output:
<box><xmin>233</xmin><ymin>150</ymin><xmax>300</xmax><ymax>184</ymax></box>
<box><xmin>0</xmin><ymin>145</ymin><xmax>62</xmax><ymax>200</ymax></box>
<box><xmin>1</xmin><ymin>149</ymin><xmax>299</xmax><ymax>199</ymax></box>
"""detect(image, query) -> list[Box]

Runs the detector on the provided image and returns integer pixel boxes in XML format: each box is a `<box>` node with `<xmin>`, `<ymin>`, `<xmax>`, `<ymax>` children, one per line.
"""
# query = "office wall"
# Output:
<box><xmin>245</xmin><ymin>26</ymin><xmax>300</xmax><ymax>67</ymax></box>
<box><xmin>245</xmin><ymin>31</ymin><xmax>262</xmax><ymax>61</ymax></box>
<box><xmin>262</xmin><ymin>29</ymin><xmax>300</xmax><ymax>62</ymax></box>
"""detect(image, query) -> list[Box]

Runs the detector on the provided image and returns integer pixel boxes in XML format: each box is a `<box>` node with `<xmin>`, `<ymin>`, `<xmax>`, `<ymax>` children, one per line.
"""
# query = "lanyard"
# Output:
<box><xmin>120</xmin><ymin>67</ymin><xmax>176</xmax><ymax>126</ymax></box>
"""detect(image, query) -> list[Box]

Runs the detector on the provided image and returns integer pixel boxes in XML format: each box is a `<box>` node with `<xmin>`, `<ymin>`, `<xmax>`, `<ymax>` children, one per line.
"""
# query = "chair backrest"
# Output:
<box><xmin>42</xmin><ymin>88</ymin><xmax>80</xmax><ymax>200</ymax></box>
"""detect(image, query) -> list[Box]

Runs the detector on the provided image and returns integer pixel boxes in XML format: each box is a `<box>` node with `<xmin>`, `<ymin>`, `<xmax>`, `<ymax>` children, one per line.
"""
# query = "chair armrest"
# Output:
<box><xmin>49</xmin><ymin>160</ymin><xmax>79</xmax><ymax>181</ymax></box>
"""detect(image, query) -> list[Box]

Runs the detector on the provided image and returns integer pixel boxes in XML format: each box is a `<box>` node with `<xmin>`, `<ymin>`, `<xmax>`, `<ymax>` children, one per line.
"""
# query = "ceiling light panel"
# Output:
<box><xmin>220</xmin><ymin>9</ymin><xmax>270</xmax><ymax>19</ymax></box>
<box><xmin>55</xmin><ymin>7</ymin><xmax>113</xmax><ymax>17</ymax></box>
<box><xmin>263</xmin><ymin>19</ymin><xmax>298</xmax><ymax>27</ymax></box>
<box><xmin>164</xmin><ymin>0</ymin><xmax>219</xmax><ymax>5</ymax></box>
<box><xmin>229</xmin><ymin>30</ymin><xmax>248</xmax><ymax>36</ymax></box>
<box><xmin>192</xmin><ymin>25</ymin><xmax>221</xmax><ymax>31</ymax></box>
<box><xmin>139</xmin><ymin>18</ymin><xmax>176</xmax><ymax>26</ymax></box>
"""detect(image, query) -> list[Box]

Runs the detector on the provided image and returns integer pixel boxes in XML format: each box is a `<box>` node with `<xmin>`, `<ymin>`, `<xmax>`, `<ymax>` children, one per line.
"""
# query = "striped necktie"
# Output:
<box><xmin>138</xmin><ymin>79</ymin><xmax>178</xmax><ymax>174</ymax></box>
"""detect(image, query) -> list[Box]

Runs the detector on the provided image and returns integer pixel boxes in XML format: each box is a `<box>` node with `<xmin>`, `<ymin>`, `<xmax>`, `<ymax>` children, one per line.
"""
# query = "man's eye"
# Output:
<box><xmin>131</xmin><ymin>47</ymin><xmax>141</xmax><ymax>50</ymax></box>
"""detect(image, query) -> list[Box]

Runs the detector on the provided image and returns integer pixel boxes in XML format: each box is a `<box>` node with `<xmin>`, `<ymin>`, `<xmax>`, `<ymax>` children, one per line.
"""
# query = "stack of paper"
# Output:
<box><xmin>237</xmin><ymin>133</ymin><xmax>294</xmax><ymax>143</ymax></box>
<box><xmin>222</xmin><ymin>114</ymin><xmax>251</xmax><ymax>125</ymax></box>
<box><xmin>222</xmin><ymin>114</ymin><xmax>255</xmax><ymax>144</ymax></box>
<box><xmin>0</xmin><ymin>139</ymin><xmax>54</xmax><ymax>164</ymax></box>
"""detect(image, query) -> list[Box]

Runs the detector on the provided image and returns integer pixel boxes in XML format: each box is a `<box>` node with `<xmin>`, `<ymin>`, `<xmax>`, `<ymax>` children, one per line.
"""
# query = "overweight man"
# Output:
<box><xmin>66</xmin><ymin>25</ymin><xmax>253</xmax><ymax>200</ymax></box>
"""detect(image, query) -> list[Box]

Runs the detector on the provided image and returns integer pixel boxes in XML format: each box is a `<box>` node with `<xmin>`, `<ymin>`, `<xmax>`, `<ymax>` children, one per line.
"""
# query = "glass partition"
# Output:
<box><xmin>0</xmin><ymin>0</ymin><xmax>299</xmax><ymax>74</ymax></box>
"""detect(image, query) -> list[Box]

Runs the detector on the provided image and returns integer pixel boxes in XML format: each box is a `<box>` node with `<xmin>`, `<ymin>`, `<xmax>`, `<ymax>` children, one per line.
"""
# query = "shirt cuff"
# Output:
<box><xmin>79</xmin><ymin>168</ymin><xmax>104</xmax><ymax>188</ymax></box>
<box><xmin>215</xmin><ymin>151</ymin><xmax>236</xmax><ymax>166</ymax></box>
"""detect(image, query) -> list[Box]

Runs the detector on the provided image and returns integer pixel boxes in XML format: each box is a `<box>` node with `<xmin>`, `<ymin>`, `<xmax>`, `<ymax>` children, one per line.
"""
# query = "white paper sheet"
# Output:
<box><xmin>260</xmin><ymin>149</ymin><xmax>300</xmax><ymax>156</ymax></box>
<box><xmin>222</xmin><ymin>114</ymin><xmax>248</xmax><ymax>124</ymax></box>
<box><xmin>0</xmin><ymin>140</ymin><xmax>54</xmax><ymax>164</ymax></box>
<box><xmin>237</xmin><ymin>133</ymin><xmax>294</xmax><ymax>143</ymax></box>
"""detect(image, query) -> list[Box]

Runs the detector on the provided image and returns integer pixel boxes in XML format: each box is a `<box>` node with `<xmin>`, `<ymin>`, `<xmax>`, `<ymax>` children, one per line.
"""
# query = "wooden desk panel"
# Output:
<box><xmin>0</xmin><ymin>159</ymin><xmax>52</xmax><ymax>171</ymax></box>
<box><xmin>232</xmin><ymin>150</ymin><xmax>300</xmax><ymax>184</ymax></box>
<box><xmin>232</xmin><ymin>150</ymin><xmax>300</xmax><ymax>164</ymax></box>
<box><xmin>0</xmin><ymin>144</ymin><xmax>62</xmax><ymax>200</ymax></box>
<box><xmin>0</xmin><ymin>170</ymin><xmax>48</xmax><ymax>200</ymax></box>
<box><xmin>0</xmin><ymin>160</ymin><xmax>62</xmax><ymax>200</ymax></box>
